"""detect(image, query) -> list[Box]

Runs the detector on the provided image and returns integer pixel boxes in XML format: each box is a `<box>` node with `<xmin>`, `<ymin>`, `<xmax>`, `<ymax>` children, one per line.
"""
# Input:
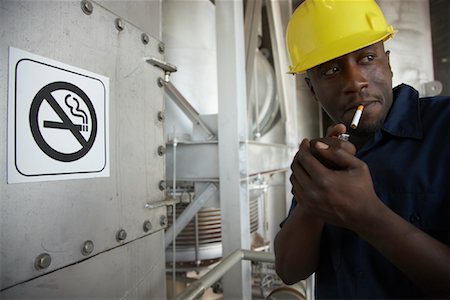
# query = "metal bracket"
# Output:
<box><xmin>145</xmin><ymin>57</ymin><xmax>177</xmax><ymax>82</ymax></box>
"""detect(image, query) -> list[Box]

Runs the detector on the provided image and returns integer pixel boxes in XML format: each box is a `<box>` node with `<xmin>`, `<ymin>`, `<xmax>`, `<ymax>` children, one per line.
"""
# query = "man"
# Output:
<box><xmin>274</xmin><ymin>0</ymin><xmax>450</xmax><ymax>299</ymax></box>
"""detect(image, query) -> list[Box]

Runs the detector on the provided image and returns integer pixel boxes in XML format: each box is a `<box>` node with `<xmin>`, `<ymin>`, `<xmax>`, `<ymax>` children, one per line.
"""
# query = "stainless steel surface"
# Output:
<box><xmin>162</xmin><ymin>0</ymin><xmax>218</xmax><ymax>141</ymax></box>
<box><xmin>216</xmin><ymin>0</ymin><xmax>252</xmax><ymax>298</ymax></box>
<box><xmin>378</xmin><ymin>0</ymin><xmax>435</xmax><ymax>95</ymax></box>
<box><xmin>174</xmin><ymin>249</ymin><xmax>275</xmax><ymax>300</ymax></box>
<box><xmin>162</xmin><ymin>80</ymin><xmax>216</xmax><ymax>140</ymax></box>
<box><xmin>266</xmin><ymin>0</ymin><xmax>296</xmax><ymax>126</ymax></box>
<box><xmin>96</xmin><ymin>0</ymin><xmax>161</xmax><ymax>41</ymax></box>
<box><xmin>166</xmin><ymin>141</ymin><xmax>291</xmax><ymax>181</ymax></box>
<box><xmin>1</xmin><ymin>232</ymin><xmax>167</xmax><ymax>299</ymax></box>
<box><xmin>0</xmin><ymin>0</ymin><xmax>165</xmax><ymax>294</ymax></box>
<box><xmin>244</xmin><ymin>0</ymin><xmax>263</xmax><ymax>101</ymax></box>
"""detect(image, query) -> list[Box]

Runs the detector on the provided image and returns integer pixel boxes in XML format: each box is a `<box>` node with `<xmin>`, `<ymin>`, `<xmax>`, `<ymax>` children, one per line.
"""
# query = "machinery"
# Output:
<box><xmin>0</xmin><ymin>0</ymin><xmax>444</xmax><ymax>299</ymax></box>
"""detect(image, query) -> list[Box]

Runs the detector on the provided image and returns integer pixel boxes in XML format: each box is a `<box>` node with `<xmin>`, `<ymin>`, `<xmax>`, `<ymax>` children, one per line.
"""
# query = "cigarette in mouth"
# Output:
<box><xmin>350</xmin><ymin>105</ymin><xmax>364</xmax><ymax>129</ymax></box>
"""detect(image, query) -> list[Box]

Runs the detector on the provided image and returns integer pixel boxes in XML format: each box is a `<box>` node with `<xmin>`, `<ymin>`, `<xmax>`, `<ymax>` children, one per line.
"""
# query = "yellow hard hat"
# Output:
<box><xmin>286</xmin><ymin>0</ymin><xmax>396</xmax><ymax>73</ymax></box>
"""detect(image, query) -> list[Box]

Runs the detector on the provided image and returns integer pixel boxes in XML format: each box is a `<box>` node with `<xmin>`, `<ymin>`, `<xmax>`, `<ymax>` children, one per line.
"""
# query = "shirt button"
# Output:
<box><xmin>410</xmin><ymin>212</ymin><xmax>421</xmax><ymax>224</ymax></box>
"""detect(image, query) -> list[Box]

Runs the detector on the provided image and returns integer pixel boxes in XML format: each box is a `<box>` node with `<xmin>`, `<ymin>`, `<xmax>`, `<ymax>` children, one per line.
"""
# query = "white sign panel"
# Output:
<box><xmin>8</xmin><ymin>47</ymin><xmax>109</xmax><ymax>183</ymax></box>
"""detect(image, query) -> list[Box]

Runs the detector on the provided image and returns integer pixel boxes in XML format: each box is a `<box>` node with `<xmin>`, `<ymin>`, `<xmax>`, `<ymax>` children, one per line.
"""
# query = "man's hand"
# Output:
<box><xmin>290</xmin><ymin>135</ymin><xmax>381</xmax><ymax>231</ymax></box>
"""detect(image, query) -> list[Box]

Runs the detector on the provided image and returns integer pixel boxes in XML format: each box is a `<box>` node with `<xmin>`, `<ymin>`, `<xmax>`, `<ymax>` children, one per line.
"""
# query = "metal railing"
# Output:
<box><xmin>174</xmin><ymin>249</ymin><xmax>275</xmax><ymax>300</ymax></box>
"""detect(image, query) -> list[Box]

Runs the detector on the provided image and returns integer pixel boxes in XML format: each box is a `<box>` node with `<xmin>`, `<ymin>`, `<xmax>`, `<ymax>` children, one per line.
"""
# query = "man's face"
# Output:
<box><xmin>305</xmin><ymin>41</ymin><xmax>393</xmax><ymax>135</ymax></box>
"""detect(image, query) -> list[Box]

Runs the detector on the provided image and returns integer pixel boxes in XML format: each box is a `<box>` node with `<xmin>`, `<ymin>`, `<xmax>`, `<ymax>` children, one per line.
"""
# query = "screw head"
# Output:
<box><xmin>160</xmin><ymin>215</ymin><xmax>168</xmax><ymax>227</ymax></box>
<box><xmin>81</xmin><ymin>0</ymin><xmax>93</xmax><ymax>15</ymax></box>
<box><xmin>158</xmin><ymin>42</ymin><xmax>165</xmax><ymax>54</ymax></box>
<box><xmin>81</xmin><ymin>240</ymin><xmax>94</xmax><ymax>256</ymax></box>
<box><xmin>157</xmin><ymin>145</ymin><xmax>166</xmax><ymax>156</ymax></box>
<box><xmin>157</xmin><ymin>111</ymin><xmax>164</xmax><ymax>122</ymax></box>
<box><xmin>35</xmin><ymin>253</ymin><xmax>51</xmax><ymax>270</ymax></box>
<box><xmin>116</xmin><ymin>229</ymin><xmax>127</xmax><ymax>242</ymax></box>
<box><xmin>158</xmin><ymin>180</ymin><xmax>166</xmax><ymax>191</ymax></box>
<box><xmin>115</xmin><ymin>18</ymin><xmax>124</xmax><ymax>31</ymax></box>
<box><xmin>143</xmin><ymin>220</ymin><xmax>153</xmax><ymax>232</ymax></box>
<box><xmin>141</xmin><ymin>33</ymin><xmax>149</xmax><ymax>45</ymax></box>
<box><xmin>157</xmin><ymin>77</ymin><xmax>165</xmax><ymax>88</ymax></box>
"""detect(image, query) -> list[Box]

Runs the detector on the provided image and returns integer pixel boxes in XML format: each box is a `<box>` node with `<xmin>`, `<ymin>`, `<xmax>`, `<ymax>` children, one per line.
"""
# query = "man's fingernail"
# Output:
<box><xmin>316</xmin><ymin>141</ymin><xmax>329</xmax><ymax>150</ymax></box>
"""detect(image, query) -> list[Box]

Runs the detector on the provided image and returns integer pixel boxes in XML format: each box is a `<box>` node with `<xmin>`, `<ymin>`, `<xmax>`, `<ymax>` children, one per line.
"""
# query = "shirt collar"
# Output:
<box><xmin>382</xmin><ymin>84</ymin><xmax>423</xmax><ymax>139</ymax></box>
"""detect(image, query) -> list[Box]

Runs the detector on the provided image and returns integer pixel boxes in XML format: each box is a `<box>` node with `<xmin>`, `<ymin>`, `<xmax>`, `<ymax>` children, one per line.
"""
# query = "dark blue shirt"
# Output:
<box><xmin>284</xmin><ymin>84</ymin><xmax>450</xmax><ymax>299</ymax></box>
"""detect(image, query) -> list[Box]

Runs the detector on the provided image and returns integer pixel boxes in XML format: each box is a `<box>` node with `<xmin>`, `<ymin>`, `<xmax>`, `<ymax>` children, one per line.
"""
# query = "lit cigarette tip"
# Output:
<box><xmin>350</xmin><ymin>105</ymin><xmax>364</xmax><ymax>129</ymax></box>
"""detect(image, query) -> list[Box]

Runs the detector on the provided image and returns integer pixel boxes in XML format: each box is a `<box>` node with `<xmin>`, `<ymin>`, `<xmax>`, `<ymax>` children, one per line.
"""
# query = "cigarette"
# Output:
<box><xmin>350</xmin><ymin>105</ymin><xmax>364</xmax><ymax>129</ymax></box>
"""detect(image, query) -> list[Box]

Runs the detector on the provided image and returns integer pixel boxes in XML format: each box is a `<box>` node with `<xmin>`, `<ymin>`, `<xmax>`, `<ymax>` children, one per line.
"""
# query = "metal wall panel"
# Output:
<box><xmin>1</xmin><ymin>231</ymin><xmax>166</xmax><ymax>299</ymax></box>
<box><xmin>0</xmin><ymin>0</ymin><xmax>166</xmax><ymax>295</ymax></box>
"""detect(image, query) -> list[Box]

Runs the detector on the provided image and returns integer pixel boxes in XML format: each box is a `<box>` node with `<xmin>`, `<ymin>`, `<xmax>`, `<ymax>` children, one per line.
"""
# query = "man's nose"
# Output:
<box><xmin>342</xmin><ymin>64</ymin><xmax>369</xmax><ymax>93</ymax></box>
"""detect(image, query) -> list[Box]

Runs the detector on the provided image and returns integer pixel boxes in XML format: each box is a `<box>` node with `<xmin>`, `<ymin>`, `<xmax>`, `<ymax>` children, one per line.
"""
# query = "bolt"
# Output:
<box><xmin>157</xmin><ymin>77</ymin><xmax>165</xmax><ymax>88</ymax></box>
<box><xmin>157</xmin><ymin>111</ymin><xmax>164</xmax><ymax>122</ymax></box>
<box><xmin>159</xmin><ymin>180</ymin><xmax>166</xmax><ymax>191</ymax></box>
<box><xmin>158</xmin><ymin>42</ymin><xmax>165</xmax><ymax>54</ymax></box>
<box><xmin>143</xmin><ymin>220</ymin><xmax>153</xmax><ymax>232</ymax></box>
<box><xmin>141</xmin><ymin>33</ymin><xmax>149</xmax><ymax>45</ymax></box>
<box><xmin>81</xmin><ymin>240</ymin><xmax>94</xmax><ymax>256</ymax></box>
<box><xmin>80</xmin><ymin>0</ymin><xmax>93</xmax><ymax>15</ymax></box>
<box><xmin>157</xmin><ymin>145</ymin><xmax>166</xmax><ymax>156</ymax></box>
<box><xmin>115</xmin><ymin>18</ymin><xmax>124</xmax><ymax>31</ymax></box>
<box><xmin>34</xmin><ymin>253</ymin><xmax>51</xmax><ymax>270</ymax></box>
<box><xmin>116</xmin><ymin>229</ymin><xmax>127</xmax><ymax>242</ymax></box>
<box><xmin>160</xmin><ymin>215</ymin><xmax>168</xmax><ymax>227</ymax></box>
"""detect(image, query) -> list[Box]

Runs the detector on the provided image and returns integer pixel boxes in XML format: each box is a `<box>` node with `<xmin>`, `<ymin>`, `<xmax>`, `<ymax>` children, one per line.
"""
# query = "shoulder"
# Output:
<box><xmin>419</xmin><ymin>94</ymin><xmax>450</xmax><ymax>110</ymax></box>
<box><xmin>418</xmin><ymin>94</ymin><xmax>450</xmax><ymax>125</ymax></box>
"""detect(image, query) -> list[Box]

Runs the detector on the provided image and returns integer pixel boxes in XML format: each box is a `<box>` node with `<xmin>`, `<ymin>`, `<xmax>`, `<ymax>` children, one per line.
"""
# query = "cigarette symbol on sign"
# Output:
<box><xmin>43</xmin><ymin>94</ymin><xmax>89</xmax><ymax>132</ymax></box>
<box><xmin>29</xmin><ymin>81</ymin><xmax>97</xmax><ymax>162</ymax></box>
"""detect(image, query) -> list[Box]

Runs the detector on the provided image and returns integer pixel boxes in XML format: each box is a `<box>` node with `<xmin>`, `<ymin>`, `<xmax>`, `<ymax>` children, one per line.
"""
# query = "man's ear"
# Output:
<box><xmin>304</xmin><ymin>76</ymin><xmax>317</xmax><ymax>101</ymax></box>
<box><xmin>386</xmin><ymin>50</ymin><xmax>393</xmax><ymax>76</ymax></box>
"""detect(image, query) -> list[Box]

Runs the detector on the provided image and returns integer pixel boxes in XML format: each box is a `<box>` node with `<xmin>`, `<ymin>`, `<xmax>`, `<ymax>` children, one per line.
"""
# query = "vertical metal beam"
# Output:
<box><xmin>266</xmin><ymin>0</ymin><xmax>300</xmax><ymax>219</ymax></box>
<box><xmin>216</xmin><ymin>0</ymin><xmax>251</xmax><ymax>299</ymax></box>
<box><xmin>244</xmin><ymin>0</ymin><xmax>263</xmax><ymax>100</ymax></box>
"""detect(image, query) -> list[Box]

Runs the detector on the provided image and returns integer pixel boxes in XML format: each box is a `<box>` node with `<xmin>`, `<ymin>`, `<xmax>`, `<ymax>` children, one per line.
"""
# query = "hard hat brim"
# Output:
<box><xmin>289</xmin><ymin>27</ymin><xmax>395</xmax><ymax>74</ymax></box>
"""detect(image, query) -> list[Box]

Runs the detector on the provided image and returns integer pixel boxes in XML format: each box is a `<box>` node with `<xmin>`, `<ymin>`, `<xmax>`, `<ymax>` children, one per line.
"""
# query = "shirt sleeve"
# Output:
<box><xmin>279</xmin><ymin>197</ymin><xmax>297</xmax><ymax>228</ymax></box>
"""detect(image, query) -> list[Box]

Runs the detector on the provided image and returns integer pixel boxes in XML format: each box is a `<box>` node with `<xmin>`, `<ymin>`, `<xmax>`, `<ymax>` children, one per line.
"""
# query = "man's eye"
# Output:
<box><xmin>324</xmin><ymin>66</ymin><xmax>339</xmax><ymax>76</ymax></box>
<box><xmin>361</xmin><ymin>55</ymin><xmax>375</xmax><ymax>63</ymax></box>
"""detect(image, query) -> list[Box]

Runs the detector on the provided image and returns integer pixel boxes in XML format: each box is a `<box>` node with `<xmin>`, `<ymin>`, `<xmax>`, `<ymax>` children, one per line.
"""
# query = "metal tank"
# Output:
<box><xmin>0</xmin><ymin>1</ymin><xmax>167</xmax><ymax>298</ymax></box>
<box><xmin>378</xmin><ymin>0</ymin><xmax>442</xmax><ymax>96</ymax></box>
<box><xmin>162</xmin><ymin>0</ymin><xmax>285</xmax><ymax>265</ymax></box>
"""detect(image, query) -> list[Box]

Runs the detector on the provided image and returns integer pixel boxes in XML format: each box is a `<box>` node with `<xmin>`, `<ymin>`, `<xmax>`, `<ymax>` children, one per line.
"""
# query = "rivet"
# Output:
<box><xmin>158</xmin><ymin>42</ymin><xmax>165</xmax><ymax>54</ymax></box>
<box><xmin>160</xmin><ymin>215</ymin><xmax>168</xmax><ymax>227</ymax></box>
<box><xmin>157</xmin><ymin>145</ymin><xmax>166</xmax><ymax>156</ymax></box>
<box><xmin>81</xmin><ymin>240</ymin><xmax>94</xmax><ymax>256</ymax></box>
<box><xmin>116</xmin><ymin>229</ymin><xmax>127</xmax><ymax>242</ymax></box>
<box><xmin>159</xmin><ymin>180</ymin><xmax>166</xmax><ymax>191</ymax></box>
<box><xmin>80</xmin><ymin>0</ymin><xmax>93</xmax><ymax>15</ymax></box>
<box><xmin>34</xmin><ymin>253</ymin><xmax>51</xmax><ymax>270</ymax></box>
<box><xmin>143</xmin><ymin>220</ymin><xmax>153</xmax><ymax>232</ymax></box>
<box><xmin>157</xmin><ymin>77</ymin><xmax>165</xmax><ymax>88</ymax></box>
<box><xmin>141</xmin><ymin>33</ymin><xmax>149</xmax><ymax>45</ymax></box>
<box><xmin>115</xmin><ymin>18</ymin><xmax>124</xmax><ymax>31</ymax></box>
<box><xmin>157</xmin><ymin>111</ymin><xmax>165</xmax><ymax>122</ymax></box>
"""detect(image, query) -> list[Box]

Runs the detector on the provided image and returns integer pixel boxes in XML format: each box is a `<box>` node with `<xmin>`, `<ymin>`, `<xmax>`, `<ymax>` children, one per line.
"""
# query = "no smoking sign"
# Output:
<box><xmin>8</xmin><ymin>47</ymin><xmax>109</xmax><ymax>183</ymax></box>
